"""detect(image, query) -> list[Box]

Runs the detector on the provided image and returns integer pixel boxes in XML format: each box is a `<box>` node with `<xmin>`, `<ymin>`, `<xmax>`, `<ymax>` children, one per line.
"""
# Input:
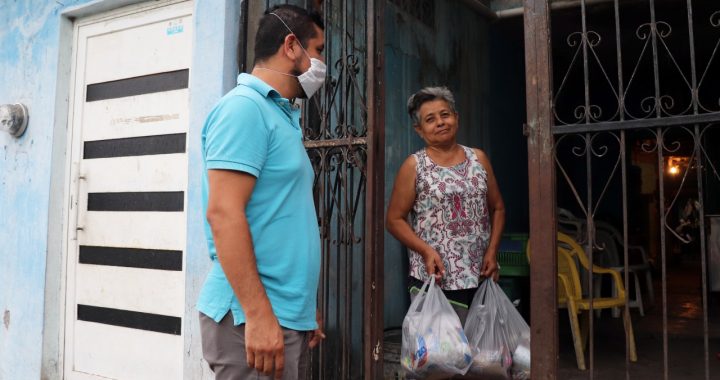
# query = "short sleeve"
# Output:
<box><xmin>204</xmin><ymin>95</ymin><xmax>269</xmax><ymax>177</ymax></box>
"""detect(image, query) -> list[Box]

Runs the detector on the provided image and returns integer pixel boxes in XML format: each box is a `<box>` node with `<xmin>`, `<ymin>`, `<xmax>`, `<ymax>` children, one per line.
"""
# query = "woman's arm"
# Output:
<box><xmin>386</xmin><ymin>156</ymin><xmax>445</xmax><ymax>279</ymax></box>
<box><xmin>475</xmin><ymin>148</ymin><xmax>506</xmax><ymax>281</ymax></box>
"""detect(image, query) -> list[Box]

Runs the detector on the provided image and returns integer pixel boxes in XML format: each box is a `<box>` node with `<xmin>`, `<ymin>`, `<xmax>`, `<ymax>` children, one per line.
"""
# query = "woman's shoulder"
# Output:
<box><xmin>400</xmin><ymin>153</ymin><xmax>418</xmax><ymax>171</ymax></box>
<box><xmin>463</xmin><ymin>146</ymin><xmax>490</xmax><ymax>163</ymax></box>
<box><xmin>460</xmin><ymin>145</ymin><xmax>485</xmax><ymax>157</ymax></box>
<box><xmin>410</xmin><ymin>147</ymin><xmax>426</xmax><ymax>157</ymax></box>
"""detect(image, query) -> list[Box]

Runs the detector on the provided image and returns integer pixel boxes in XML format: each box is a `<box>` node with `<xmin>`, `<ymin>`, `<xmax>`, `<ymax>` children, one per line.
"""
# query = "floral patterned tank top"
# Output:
<box><xmin>408</xmin><ymin>145</ymin><xmax>491</xmax><ymax>290</ymax></box>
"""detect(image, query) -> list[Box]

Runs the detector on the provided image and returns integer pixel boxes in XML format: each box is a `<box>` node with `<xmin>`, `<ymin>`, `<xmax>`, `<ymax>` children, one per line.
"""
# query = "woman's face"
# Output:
<box><xmin>414</xmin><ymin>99</ymin><xmax>459</xmax><ymax>147</ymax></box>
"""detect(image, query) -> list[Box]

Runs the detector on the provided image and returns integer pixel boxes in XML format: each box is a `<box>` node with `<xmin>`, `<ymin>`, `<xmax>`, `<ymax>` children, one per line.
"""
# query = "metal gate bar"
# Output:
<box><xmin>363</xmin><ymin>0</ymin><xmax>385</xmax><ymax>379</ymax></box>
<box><xmin>243</xmin><ymin>0</ymin><xmax>382</xmax><ymax>378</ymax></box>
<box><xmin>547</xmin><ymin>0</ymin><xmax>720</xmax><ymax>379</ymax></box>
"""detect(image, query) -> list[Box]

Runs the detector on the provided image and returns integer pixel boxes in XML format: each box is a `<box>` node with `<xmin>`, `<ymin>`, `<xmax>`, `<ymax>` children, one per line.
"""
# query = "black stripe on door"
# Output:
<box><xmin>83</xmin><ymin>133</ymin><xmax>186</xmax><ymax>159</ymax></box>
<box><xmin>86</xmin><ymin>69</ymin><xmax>189</xmax><ymax>102</ymax></box>
<box><xmin>87</xmin><ymin>191</ymin><xmax>184</xmax><ymax>212</ymax></box>
<box><xmin>79</xmin><ymin>245</ymin><xmax>182</xmax><ymax>271</ymax></box>
<box><xmin>77</xmin><ymin>305</ymin><xmax>181</xmax><ymax>335</ymax></box>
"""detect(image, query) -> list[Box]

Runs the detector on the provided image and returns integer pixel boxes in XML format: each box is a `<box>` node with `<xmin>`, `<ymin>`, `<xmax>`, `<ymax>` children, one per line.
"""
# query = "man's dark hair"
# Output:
<box><xmin>253</xmin><ymin>5</ymin><xmax>324</xmax><ymax>64</ymax></box>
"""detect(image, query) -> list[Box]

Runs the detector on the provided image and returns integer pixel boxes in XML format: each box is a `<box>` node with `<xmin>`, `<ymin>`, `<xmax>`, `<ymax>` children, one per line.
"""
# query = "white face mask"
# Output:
<box><xmin>297</xmin><ymin>58</ymin><xmax>326</xmax><ymax>99</ymax></box>
<box><xmin>269</xmin><ymin>12</ymin><xmax>326</xmax><ymax>99</ymax></box>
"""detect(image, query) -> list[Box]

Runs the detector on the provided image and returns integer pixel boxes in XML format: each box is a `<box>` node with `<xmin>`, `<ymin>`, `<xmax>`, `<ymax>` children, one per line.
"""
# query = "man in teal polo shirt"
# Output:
<box><xmin>197</xmin><ymin>5</ymin><xmax>326</xmax><ymax>380</ymax></box>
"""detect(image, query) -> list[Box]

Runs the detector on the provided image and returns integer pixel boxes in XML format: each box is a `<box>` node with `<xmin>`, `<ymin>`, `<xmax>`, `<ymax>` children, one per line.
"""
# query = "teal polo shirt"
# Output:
<box><xmin>197</xmin><ymin>73</ymin><xmax>320</xmax><ymax>331</ymax></box>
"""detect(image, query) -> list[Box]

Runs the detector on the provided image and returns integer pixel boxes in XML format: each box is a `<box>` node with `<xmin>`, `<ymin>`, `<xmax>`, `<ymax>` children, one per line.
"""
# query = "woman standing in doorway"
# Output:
<box><xmin>386</xmin><ymin>86</ymin><xmax>506</xmax><ymax>324</ymax></box>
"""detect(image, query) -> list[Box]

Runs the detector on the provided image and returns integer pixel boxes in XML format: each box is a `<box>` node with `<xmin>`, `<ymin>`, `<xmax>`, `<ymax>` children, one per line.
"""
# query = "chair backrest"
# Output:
<box><xmin>529</xmin><ymin>232</ymin><xmax>628</xmax><ymax>304</ymax></box>
<box><xmin>557</xmin><ymin>247</ymin><xmax>583</xmax><ymax>301</ymax></box>
<box><xmin>526</xmin><ymin>232</ymin><xmax>586</xmax><ymax>302</ymax></box>
<box><xmin>595</xmin><ymin>220</ymin><xmax>650</xmax><ymax>266</ymax></box>
<box><xmin>557</xmin><ymin>232</ymin><xmax>592</xmax><ymax>269</ymax></box>
<box><xmin>557</xmin><ymin>208</ymin><xmax>587</xmax><ymax>242</ymax></box>
<box><xmin>593</xmin><ymin>227</ymin><xmax>621</xmax><ymax>267</ymax></box>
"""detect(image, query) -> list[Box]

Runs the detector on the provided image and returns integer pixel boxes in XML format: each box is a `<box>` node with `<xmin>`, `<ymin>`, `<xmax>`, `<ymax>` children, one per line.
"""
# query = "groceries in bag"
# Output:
<box><xmin>401</xmin><ymin>277</ymin><xmax>472</xmax><ymax>378</ymax></box>
<box><xmin>464</xmin><ymin>278</ymin><xmax>531</xmax><ymax>380</ymax></box>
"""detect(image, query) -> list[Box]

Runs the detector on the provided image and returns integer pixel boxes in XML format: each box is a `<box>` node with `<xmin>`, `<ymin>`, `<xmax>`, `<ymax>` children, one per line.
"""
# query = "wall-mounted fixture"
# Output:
<box><xmin>667</xmin><ymin>156</ymin><xmax>690</xmax><ymax>176</ymax></box>
<box><xmin>0</xmin><ymin>103</ymin><xmax>29</xmax><ymax>138</ymax></box>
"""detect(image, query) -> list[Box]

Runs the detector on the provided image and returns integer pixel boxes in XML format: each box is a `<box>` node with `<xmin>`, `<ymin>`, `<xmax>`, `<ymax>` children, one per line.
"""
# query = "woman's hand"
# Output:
<box><xmin>481</xmin><ymin>253</ymin><xmax>500</xmax><ymax>282</ymax></box>
<box><xmin>422</xmin><ymin>249</ymin><xmax>446</xmax><ymax>280</ymax></box>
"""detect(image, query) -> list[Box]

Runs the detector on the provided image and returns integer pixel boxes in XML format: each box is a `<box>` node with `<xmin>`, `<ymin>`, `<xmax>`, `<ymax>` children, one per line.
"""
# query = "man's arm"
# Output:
<box><xmin>206</xmin><ymin>169</ymin><xmax>285</xmax><ymax>379</ymax></box>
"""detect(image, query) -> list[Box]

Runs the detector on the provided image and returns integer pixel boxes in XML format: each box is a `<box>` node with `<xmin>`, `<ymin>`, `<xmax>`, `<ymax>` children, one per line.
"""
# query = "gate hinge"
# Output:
<box><xmin>372</xmin><ymin>340</ymin><xmax>381</xmax><ymax>361</ymax></box>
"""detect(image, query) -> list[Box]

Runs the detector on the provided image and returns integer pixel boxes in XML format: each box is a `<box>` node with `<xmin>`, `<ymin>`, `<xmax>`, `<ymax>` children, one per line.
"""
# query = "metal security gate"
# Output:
<box><xmin>242</xmin><ymin>1</ymin><xmax>384</xmax><ymax>379</ymax></box>
<box><xmin>525</xmin><ymin>0</ymin><xmax>720</xmax><ymax>379</ymax></box>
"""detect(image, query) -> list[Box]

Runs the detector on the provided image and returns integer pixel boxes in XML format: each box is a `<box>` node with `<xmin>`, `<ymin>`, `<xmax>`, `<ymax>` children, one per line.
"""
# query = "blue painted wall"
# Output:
<box><xmin>382</xmin><ymin>0</ymin><xmax>491</xmax><ymax>328</ymax></box>
<box><xmin>184</xmin><ymin>0</ymin><xmax>240</xmax><ymax>378</ymax></box>
<box><xmin>0</xmin><ymin>1</ymin><xmax>240</xmax><ymax>378</ymax></box>
<box><xmin>486</xmin><ymin>17</ymin><xmax>529</xmax><ymax>234</ymax></box>
<box><xmin>382</xmin><ymin>2</ymin><xmax>530</xmax><ymax>329</ymax></box>
<box><xmin>0</xmin><ymin>2</ymin><xmax>93</xmax><ymax>378</ymax></box>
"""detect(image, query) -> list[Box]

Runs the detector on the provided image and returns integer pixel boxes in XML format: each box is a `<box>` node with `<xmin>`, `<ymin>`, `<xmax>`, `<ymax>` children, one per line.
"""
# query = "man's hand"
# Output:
<box><xmin>422</xmin><ymin>249</ymin><xmax>446</xmax><ymax>280</ymax></box>
<box><xmin>208</xmin><ymin>169</ymin><xmax>285</xmax><ymax>378</ymax></box>
<box><xmin>308</xmin><ymin>310</ymin><xmax>326</xmax><ymax>349</ymax></box>
<box><xmin>245</xmin><ymin>313</ymin><xmax>285</xmax><ymax>379</ymax></box>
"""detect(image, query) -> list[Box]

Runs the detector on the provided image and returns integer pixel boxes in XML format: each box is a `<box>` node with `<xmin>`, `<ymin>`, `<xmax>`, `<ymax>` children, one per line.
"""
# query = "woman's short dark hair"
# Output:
<box><xmin>253</xmin><ymin>5</ymin><xmax>324</xmax><ymax>64</ymax></box>
<box><xmin>406</xmin><ymin>86</ymin><xmax>457</xmax><ymax>125</ymax></box>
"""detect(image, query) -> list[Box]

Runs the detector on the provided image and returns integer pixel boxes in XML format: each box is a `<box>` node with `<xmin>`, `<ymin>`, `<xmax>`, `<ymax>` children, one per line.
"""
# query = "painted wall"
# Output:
<box><xmin>0</xmin><ymin>2</ymin><xmax>94</xmax><ymax>379</ymax></box>
<box><xmin>486</xmin><ymin>16</ymin><xmax>529</xmax><ymax>234</ymax></box>
<box><xmin>0</xmin><ymin>1</ymin><xmax>239</xmax><ymax>378</ymax></box>
<box><xmin>382</xmin><ymin>0</ymin><xmax>491</xmax><ymax>328</ymax></box>
<box><xmin>184</xmin><ymin>0</ymin><xmax>240</xmax><ymax>378</ymax></box>
<box><xmin>382</xmin><ymin>2</ymin><xmax>531</xmax><ymax>329</ymax></box>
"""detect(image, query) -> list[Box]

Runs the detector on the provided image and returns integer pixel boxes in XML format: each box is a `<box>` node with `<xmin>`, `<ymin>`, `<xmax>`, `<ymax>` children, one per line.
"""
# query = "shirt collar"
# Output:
<box><xmin>236</xmin><ymin>73</ymin><xmax>281</xmax><ymax>99</ymax></box>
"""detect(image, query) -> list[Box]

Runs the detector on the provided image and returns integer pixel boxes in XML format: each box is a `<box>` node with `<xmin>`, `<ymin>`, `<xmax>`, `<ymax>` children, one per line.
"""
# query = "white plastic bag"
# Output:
<box><xmin>495</xmin><ymin>282</ymin><xmax>531</xmax><ymax>380</ymax></box>
<box><xmin>401</xmin><ymin>277</ymin><xmax>473</xmax><ymax>379</ymax></box>
<box><xmin>464</xmin><ymin>279</ymin><xmax>531</xmax><ymax>380</ymax></box>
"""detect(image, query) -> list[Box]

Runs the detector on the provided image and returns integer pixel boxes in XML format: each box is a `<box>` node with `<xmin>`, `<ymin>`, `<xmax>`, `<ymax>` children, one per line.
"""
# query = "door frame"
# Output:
<box><xmin>56</xmin><ymin>1</ymin><xmax>193</xmax><ymax>378</ymax></box>
<box><xmin>364</xmin><ymin>0</ymin><xmax>385</xmax><ymax>378</ymax></box>
<box><xmin>523</xmin><ymin>0</ymin><xmax>559</xmax><ymax>379</ymax></box>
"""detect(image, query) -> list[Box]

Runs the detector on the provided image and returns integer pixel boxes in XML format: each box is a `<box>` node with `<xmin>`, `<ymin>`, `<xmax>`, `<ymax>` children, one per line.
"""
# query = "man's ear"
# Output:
<box><xmin>282</xmin><ymin>34</ymin><xmax>302</xmax><ymax>60</ymax></box>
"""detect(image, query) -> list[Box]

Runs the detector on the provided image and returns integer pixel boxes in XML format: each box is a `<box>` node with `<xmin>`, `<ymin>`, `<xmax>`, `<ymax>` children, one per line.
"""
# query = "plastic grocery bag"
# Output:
<box><xmin>462</xmin><ymin>279</ymin><xmax>513</xmax><ymax>380</ymax></box>
<box><xmin>401</xmin><ymin>277</ymin><xmax>473</xmax><ymax>379</ymax></box>
<box><xmin>495</xmin><ymin>282</ymin><xmax>531</xmax><ymax>380</ymax></box>
<box><xmin>463</xmin><ymin>279</ymin><xmax>531</xmax><ymax>380</ymax></box>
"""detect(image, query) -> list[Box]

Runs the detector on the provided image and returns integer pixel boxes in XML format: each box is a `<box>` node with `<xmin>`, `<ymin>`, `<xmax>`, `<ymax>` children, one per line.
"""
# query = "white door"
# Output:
<box><xmin>64</xmin><ymin>2</ymin><xmax>192</xmax><ymax>379</ymax></box>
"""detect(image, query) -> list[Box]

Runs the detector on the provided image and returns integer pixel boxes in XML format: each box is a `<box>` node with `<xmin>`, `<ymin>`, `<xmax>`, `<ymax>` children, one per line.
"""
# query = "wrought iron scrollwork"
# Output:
<box><xmin>553</xmin><ymin>3</ymin><xmax>720</xmax><ymax>128</ymax></box>
<box><xmin>554</xmin><ymin>131</ymin><xmax>623</xmax><ymax>252</ymax></box>
<box><xmin>298</xmin><ymin>1</ymin><xmax>369</xmax><ymax>379</ymax></box>
<box><xmin>698</xmin><ymin>11</ymin><xmax>720</xmax><ymax>113</ymax></box>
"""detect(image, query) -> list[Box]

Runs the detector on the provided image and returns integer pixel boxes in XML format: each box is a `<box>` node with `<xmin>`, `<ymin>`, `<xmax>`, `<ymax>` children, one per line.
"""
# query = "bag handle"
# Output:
<box><xmin>409</xmin><ymin>276</ymin><xmax>436</xmax><ymax>313</ymax></box>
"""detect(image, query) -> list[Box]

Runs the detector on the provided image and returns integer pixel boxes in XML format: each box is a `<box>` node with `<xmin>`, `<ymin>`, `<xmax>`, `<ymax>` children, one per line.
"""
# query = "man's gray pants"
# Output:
<box><xmin>200</xmin><ymin>312</ymin><xmax>310</xmax><ymax>380</ymax></box>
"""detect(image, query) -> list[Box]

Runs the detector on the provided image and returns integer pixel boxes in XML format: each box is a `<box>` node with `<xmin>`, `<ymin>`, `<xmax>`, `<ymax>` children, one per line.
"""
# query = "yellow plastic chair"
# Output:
<box><xmin>528</xmin><ymin>232</ymin><xmax>638</xmax><ymax>370</ymax></box>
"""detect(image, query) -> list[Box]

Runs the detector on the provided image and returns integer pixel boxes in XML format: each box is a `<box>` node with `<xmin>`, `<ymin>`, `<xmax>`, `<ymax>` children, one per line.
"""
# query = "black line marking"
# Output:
<box><xmin>77</xmin><ymin>305</ymin><xmax>181</xmax><ymax>335</ymax></box>
<box><xmin>79</xmin><ymin>246</ymin><xmax>182</xmax><ymax>271</ymax></box>
<box><xmin>86</xmin><ymin>69</ymin><xmax>189</xmax><ymax>102</ymax></box>
<box><xmin>87</xmin><ymin>191</ymin><xmax>184</xmax><ymax>212</ymax></box>
<box><xmin>83</xmin><ymin>133</ymin><xmax>186</xmax><ymax>159</ymax></box>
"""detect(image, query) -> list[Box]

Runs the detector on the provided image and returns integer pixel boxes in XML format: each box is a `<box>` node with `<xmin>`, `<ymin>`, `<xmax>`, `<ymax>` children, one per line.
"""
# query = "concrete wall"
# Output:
<box><xmin>382</xmin><ymin>0</ymin><xmax>491</xmax><ymax>328</ymax></box>
<box><xmin>0</xmin><ymin>1</ymin><xmax>239</xmax><ymax>378</ymax></box>
<box><xmin>486</xmin><ymin>16</ymin><xmax>529</xmax><ymax>234</ymax></box>
<box><xmin>0</xmin><ymin>2</ymin><xmax>94</xmax><ymax>378</ymax></box>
